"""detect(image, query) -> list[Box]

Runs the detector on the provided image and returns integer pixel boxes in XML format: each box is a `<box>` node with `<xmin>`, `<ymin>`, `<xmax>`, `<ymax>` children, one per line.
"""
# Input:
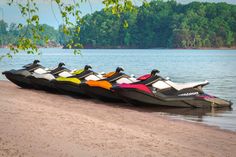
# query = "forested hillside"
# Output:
<box><xmin>77</xmin><ymin>0</ymin><xmax>236</xmax><ymax>48</ymax></box>
<box><xmin>0</xmin><ymin>21</ymin><xmax>70</xmax><ymax>47</ymax></box>
<box><xmin>1</xmin><ymin>0</ymin><xmax>236</xmax><ymax>49</ymax></box>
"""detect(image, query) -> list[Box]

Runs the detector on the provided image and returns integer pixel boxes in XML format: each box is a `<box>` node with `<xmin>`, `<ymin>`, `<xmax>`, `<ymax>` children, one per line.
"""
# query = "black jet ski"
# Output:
<box><xmin>51</xmin><ymin>65</ymin><xmax>105</xmax><ymax>97</ymax></box>
<box><xmin>112</xmin><ymin>69</ymin><xmax>233</xmax><ymax>108</ymax></box>
<box><xmin>2</xmin><ymin>60</ymin><xmax>47</xmax><ymax>88</ymax></box>
<box><xmin>81</xmin><ymin>67</ymin><xmax>138</xmax><ymax>102</ymax></box>
<box><xmin>28</xmin><ymin>62</ymin><xmax>72</xmax><ymax>92</ymax></box>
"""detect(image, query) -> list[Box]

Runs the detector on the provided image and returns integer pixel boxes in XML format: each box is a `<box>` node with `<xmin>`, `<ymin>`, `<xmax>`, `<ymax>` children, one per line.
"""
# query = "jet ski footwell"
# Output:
<box><xmin>113</xmin><ymin>88</ymin><xmax>232</xmax><ymax>108</ymax></box>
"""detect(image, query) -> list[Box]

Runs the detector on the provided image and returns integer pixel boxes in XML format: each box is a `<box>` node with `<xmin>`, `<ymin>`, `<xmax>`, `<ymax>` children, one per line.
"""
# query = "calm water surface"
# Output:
<box><xmin>0</xmin><ymin>48</ymin><xmax>236</xmax><ymax>131</ymax></box>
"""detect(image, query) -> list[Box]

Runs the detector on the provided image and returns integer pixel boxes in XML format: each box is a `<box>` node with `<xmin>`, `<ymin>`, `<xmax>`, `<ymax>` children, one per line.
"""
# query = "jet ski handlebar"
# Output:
<box><xmin>84</xmin><ymin>65</ymin><xmax>92</xmax><ymax>71</ymax></box>
<box><xmin>116</xmin><ymin>67</ymin><xmax>124</xmax><ymax>73</ymax></box>
<box><xmin>151</xmin><ymin>69</ymin><xmax>160</xmax><ymax>75</ymax></box>
<box><xmin>33</xmin><ymin>60</ymin><xmax>40</xmax><ymax>64</ymax></box>
<box><xmin>23</xmin><ymin>60</ymin><xmax>40</xmax><ymax>68</ymax></box>
<box><xmin>58</xmin><ymin>62</ymin><xmax>65</xmax><ymax>67</ymax></box>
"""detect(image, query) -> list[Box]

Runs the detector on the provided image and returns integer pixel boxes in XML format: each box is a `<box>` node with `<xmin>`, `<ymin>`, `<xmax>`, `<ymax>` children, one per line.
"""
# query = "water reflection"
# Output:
<box><xmin>135</xmin><ymin>106</ymin><xmax>233</xmax><ymax>122</ymax></box>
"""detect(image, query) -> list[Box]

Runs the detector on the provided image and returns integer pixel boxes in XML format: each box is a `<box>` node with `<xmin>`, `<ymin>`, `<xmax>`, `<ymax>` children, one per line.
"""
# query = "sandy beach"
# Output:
<box><xmin>0</xmin><ymin>81</ymin><xmax>236</xmax><ymax>157</ymax></box>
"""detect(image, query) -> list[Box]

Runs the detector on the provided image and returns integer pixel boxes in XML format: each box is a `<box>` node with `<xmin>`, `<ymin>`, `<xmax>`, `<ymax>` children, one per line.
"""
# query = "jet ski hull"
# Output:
<box><xmin>113</xmin><ymin>88</ymin><xmax>232</xmax><ymax>108</ymax></box>
<box><xmin>3</xmin><ymin>71</ymin><xmax>33</xmax><ymax>88</ymax></box>
<box><xmin>52</xmin><ymin>81</ymin><xmax>89</xmax><ymax>97</ymax></box>
<box><xmin>81</xmin><ymin>84</ymin><xmax>123</xmax><ymax>102</ymax></box>
<box><xmin>28</xmin><ymin>76</ymin><xmax>57</xmax><ymax>92</ymax></box>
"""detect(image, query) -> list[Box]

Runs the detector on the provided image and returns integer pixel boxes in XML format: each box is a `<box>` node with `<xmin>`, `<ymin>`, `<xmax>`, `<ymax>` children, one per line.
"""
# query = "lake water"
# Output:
<box><xmin>0</xmin><ymin>48</ymin><xmax>236</xmax><ymax>131</ymax></box>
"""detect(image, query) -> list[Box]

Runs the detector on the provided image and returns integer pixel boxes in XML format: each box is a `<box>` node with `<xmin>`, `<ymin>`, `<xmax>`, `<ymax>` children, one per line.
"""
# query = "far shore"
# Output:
<box><xmin>70</xmin><ymin>46</ymin><xmax>236</xmax><ymax>50</ymax></box>
<box><xmin>1</xmin><ymin>45</ymin><xmax>236</xmax><ymax>50</ymax></box>
<box><xmin>0</xmin><ymin>80</ymin><xmax>236</xmax><ymax>157</ymax></box>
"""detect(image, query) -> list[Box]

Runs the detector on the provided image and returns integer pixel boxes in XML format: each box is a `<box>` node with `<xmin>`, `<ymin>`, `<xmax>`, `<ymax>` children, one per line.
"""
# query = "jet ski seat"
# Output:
<box><xmin>55</xmin><ymin>65</ymin><xmax>103</xmax><ymax>85</ymax></box>
<box><xmin>116</xmin><ymin>77</ymin><xmax>138</xmax><ymax>84</ymax></box>
<box><xmin>85</xmin><ymin>74</ymin><xmax>104</xmax><ymax>81</ymax></box>
<box><xmin>50</xmin><ymin>67</ymin><xmax>70</xmax><ymax>76</ymax></box>
<box><xmin>86</xmin><ymin>72</ymin><xmax>127</xmax><ymax>90</ymax></box>
<box><xmin>31</xmin><ymin>63</ymin><xmax>71</xmax><ymax>81</ymax></box>
<box><xmin>34</xmin><ymin>68</ymin><xmax>48</xmax><ymax>74</ymax></box>
<box><xmin>86</xmin><ymin>80</ymin><xmax>113</xmax><ymax>90</ymax></box>
<box><xmin>137</xmin><ymin>74</ymin><xmax>151</xmax><ymax>80</ymax></box>
<box><xmin>86</xmin><ymin>67</ymin><xmax>130</xmax><ymax>90</ymax></box>
<box><xmin>135</xmin><ymin>75</ymin><xmax>161</xmax><ymax>85</ymax></box>
<box><xmin>27</xmin><ymin>64</ymin><xmax>44</xmax><ymax>72</ymax></box>
<box><xmin>69</xmin><ymin>70</ymin><xmax>95</xmax><ymax>79</ymax></box>
<box><xmin>106</xmin><ymin>73</ymin><xmax>129</xmax><ymax>82</ymax></box>
<box><xmin>55</xmin><ymin>70</ymin><xmax>96</xmax><ymax>85</ymax></box>
<box><xmin>135</xmin><ymin>69</ymin><xmax>162</xmax><ymax>85</ymax></box>
<box><xmin>118</xmin><ymin>83</ymin><xmax>152</xmax><ymax>94</ymax></box>
<box><xmin>165</xmin><ymin>80</ymin><xmax>209</xmax><ymax>91</ymax></box>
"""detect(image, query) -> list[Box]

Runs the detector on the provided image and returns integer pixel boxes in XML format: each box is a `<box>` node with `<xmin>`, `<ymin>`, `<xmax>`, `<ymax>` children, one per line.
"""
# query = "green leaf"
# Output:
<box><xmin>55</xmin><ymin>0</ymin><xmax>61</xmax><ymax>4</ymax></box>
<box><xmin>77</xmin><ymin>26</ymin><xmax>81</xmax><ymax>33</ymax></box>
<box><xmin>17</xmin><ymin>23</ymin><xmax>23</xmax><ymax>29</ymax></box>
<box><xmin>73</xmin><ymin>49</ymin><xmax>81</xmax><ymax>55</ymax></box>
<box><xmin>123</xmin><ymin>20</ymin><xmax>129</xmax><ymax>28</ymax></box>
<box><xmin>32</xmin><ymin>15</ymin><xmax>39</xmax><ymax>21</ymax></box>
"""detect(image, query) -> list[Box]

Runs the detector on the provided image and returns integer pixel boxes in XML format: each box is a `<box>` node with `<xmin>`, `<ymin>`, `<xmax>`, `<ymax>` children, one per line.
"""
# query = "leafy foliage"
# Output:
<box><xmin>0</xmin><ymin>21</ymin><xmax>61</xmax><ymax>46</ymax></box>
<box><xmin>1</xmin><ymin>0</ymin><xmax>135</xmax><ymax>59</ymax></box>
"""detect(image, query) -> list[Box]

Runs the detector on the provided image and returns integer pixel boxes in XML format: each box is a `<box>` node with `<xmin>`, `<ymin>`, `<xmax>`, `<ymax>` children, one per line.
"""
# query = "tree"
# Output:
<box><xmin>1</xmin><ymin>0</ymin><xmax>136</xmax><ymax>59</ymax></box>
<box><xmin>1</xmin><ymin>0</ymin><xmax>236</xmax><ymax>56</ymax></box>
<box><xmin>0</xmin><ymin>20</ymin><xmax>7</xmax><ymax>35</ymax></box>
<box><xmin>0</xmin><ymin>20</ymin><xmax>8</xmax><ymax>46</ymax></box>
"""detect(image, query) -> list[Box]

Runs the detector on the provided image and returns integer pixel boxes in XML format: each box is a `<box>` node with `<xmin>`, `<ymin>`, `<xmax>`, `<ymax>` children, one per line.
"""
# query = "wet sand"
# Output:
<box><xmin>0</xmin><ymin>80</ymin><xmax>236</xmax><ymax>157</ymax></box>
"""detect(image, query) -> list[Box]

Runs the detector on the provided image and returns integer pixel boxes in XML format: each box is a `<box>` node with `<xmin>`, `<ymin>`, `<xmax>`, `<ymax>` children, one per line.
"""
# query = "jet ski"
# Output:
<box><xmin>28</xmin><ymin>62</ymin><xmax>73</xmax><ymax>92</ymax></box>
<box><xmin>2</xmin><ymin>60</ymin><xmax>47</xmax><ymax>88</ymax></box>
<box><xmin>81</xmin><ymin>67</ymin><xmax>138</xmax><ymax>102</ymax></box>
<box><xmin>51</xmin><ymin>65</ymin><xmax>105</xmax><ymax>97</ymax></box>
<box><xmin>112</xmin><ymin>69</ymin><xmax>233</xmax><ymax>108</ymax></box>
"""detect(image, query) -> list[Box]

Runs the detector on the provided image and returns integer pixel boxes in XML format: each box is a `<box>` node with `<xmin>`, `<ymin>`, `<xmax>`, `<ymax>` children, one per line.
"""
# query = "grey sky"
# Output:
<box><xmin>0</xmin><ymin>0</ymin><xmax>235</xmax><ymax>28</ymax></box>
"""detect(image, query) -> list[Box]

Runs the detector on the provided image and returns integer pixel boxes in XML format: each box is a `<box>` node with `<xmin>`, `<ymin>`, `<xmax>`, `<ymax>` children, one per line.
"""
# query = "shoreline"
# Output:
<box><xmin>1</xmin><ymin>46</ymin><xmax>236</xmax><ymax>50</ymax></box>
<box><xmin>0</xmin><ymin>80</ymin><xmax>233</xmax><ymax>132</ymax></box>
<box><xmin>0</xmin><ymin>81</ymin><xmax>236</xmax><ymax>156</ymax></box>
<box><xmin>68</xmin><ymin>47</ymin><xmax>236</xmax><ymax>50</ymax></box>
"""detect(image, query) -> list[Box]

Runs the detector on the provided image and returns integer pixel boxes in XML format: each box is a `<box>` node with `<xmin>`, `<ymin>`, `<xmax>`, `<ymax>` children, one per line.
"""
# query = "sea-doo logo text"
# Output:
<box><xmin>178</xmin><ymin>92</ymin><xmax>199</xmax><ymax>96</ymax></box>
